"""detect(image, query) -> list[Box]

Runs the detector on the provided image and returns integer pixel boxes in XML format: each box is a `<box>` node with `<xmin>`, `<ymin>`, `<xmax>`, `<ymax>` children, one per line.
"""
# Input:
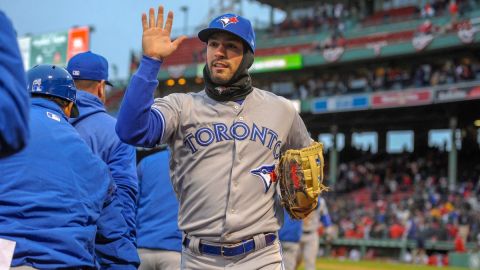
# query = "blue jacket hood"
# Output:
<box><xmin>70</xmin><ymin>90</ymin><xmax>106</xmax><ymax>125</ymax></box>
<box><xmin>0</xmin><ymin>11</ymin><xmax>30</xmax><ymax>157</ymax></box>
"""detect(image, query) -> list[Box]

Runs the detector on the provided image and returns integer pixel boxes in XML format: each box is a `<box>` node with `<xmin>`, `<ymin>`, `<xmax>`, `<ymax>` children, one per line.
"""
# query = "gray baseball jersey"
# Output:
<box><xmin>152</xmin><ymin>87</ymin><xmax>312</xmax><ymax>243</ymax></box>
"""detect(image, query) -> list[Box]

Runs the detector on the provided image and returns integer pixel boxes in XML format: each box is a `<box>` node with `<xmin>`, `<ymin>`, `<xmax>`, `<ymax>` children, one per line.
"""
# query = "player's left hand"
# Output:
<box><xmin>141</xmin><ymin>5</ymin><xmax>187</xmax><ymax>61</ymax></box>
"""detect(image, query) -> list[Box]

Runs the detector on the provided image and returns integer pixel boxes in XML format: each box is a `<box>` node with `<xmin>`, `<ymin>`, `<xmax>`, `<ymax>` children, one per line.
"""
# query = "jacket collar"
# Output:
<box><xmin>31</xmin><ymin>98</ymin><xmax>68</xmax><ymax>120</ymax></box>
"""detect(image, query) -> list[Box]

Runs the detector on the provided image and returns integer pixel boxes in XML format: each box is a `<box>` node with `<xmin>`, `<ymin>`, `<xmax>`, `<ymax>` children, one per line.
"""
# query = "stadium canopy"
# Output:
<box><xmin>255</xmin><ymin>0</ymin><xmax>349</xmax><ymax>10</ymax></box>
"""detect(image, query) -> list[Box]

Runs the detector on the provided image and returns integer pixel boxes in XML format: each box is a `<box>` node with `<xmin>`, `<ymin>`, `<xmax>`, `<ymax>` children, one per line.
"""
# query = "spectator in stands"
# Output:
<box><xmin>136</xmin><ymin>148</ymin><xmax>182</xmax><ymax>270</ymax></box>
<box><xmin>455</xmin><ymin>58</ymin><xmax>476</xmax><ymax>81</ymax></box>
<box><xmin>0</xmin><ymin>11</ymin><xmax>29</xmax><ymax>157</ymax></box>
<box><xmin>0</xmin><ymin>65</ymin><xmax>138</xmax><ymax>269</ymax></box>
<box><xmin>421</xmin><ymin>3</ymin><xmax>435</xmax><ymax>18</ymax></box>
<box><xmin>449</xmin><ymin>0</ymin><xmax>459</xmax><ymax>23</ymax></box>
<box><xmin>67</xmin><ymin>51</ymin><xmax>139</xmax><ymax>267</ymax></box>
<box><xmin>455</xmin><ymin>234</ymin><xmax>467</xmax><ymax>252</ymax></box>
<box><xmin>389</xmin><ymin>218</ymin><xmax>406</xmax><ymax>239</ymax></box>
<box><xmin>459</xmin><ymin>207</ymin><xmax>472</xmax><ymax>242</ymax></box>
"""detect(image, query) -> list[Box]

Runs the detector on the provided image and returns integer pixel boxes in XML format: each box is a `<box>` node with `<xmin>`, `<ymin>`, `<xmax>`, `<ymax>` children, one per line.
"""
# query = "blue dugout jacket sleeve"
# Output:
<box><xmin>109</xmin><ymin>142</ymin><xmax>138</xmax><ymax>241</ymax></box>
<box><xmin>96</xmin><ymin>183</ymin><xmax>140</xmax><ymax>270</ymax></box>
<box><xmin>116</xmin><ymin>56</ymin><xmax>164</xmax><ymax>148</ymax></box>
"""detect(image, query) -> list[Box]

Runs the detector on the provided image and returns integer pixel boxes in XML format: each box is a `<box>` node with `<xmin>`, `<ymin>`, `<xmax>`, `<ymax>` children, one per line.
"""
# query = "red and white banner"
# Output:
<box><xmin>366</xmin><ymin>41</ymin><xmax>387</xmax><ymax>56</ymax></box>
<box><xmin>323</xmin><ymin>47</ymin><xmax>344</xmax><ymax>63</ymax></box>
<box><xmin>371</xmin><ymin>89</ymin><xmax>433</xmax><ymax>108</ymax></box>
<box><xmin>412</xmin><ymin>34</ymin><xmax>434</xmax><ymax>51</ymax></box>
<box><xmin>458</xmin><ymin>27</ymin><xmax>477</xmax><ymax>44</ymax></box>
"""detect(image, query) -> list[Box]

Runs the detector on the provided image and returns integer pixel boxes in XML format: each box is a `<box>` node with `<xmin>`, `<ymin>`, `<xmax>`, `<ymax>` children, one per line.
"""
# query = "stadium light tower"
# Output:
<box><xmin>204</xmin><ymin>0</ymin><xmax>242</xmax><ymax>23</ymax></box>
<box><xmin>180</xmin><ymin>6</ymin><xmax>189</xmax><ymax>35</ymax></box>
<box><xmin>194</xmin><ymin>0</ymin><xmax>242</xmax><ymax>33</ymax></box>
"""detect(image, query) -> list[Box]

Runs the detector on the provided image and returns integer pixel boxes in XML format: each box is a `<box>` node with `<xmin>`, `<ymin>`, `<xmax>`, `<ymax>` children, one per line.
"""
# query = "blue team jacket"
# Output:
<box><xmin>136</xmin><ymin>149</ymin><xmax>182</xmax><ymax>252</ymax></box>
<box><xmin>0</xmin><ymin>11</ymin><xmax>29</xmax><ymax>157</ymax></box>
<box><xmin>279</xmin><ymin>209</ymin><xmax>303</xmax><ymax>243</ymax></box>
<box><xmin>69</xmin><ymin>90</ymin><xmax>139</xmax><ymax>267</ymax></box>
<box><xmin>0</xmin><ymin>99</ymin><xmax>136</xmax><ymax>269</ymax></box>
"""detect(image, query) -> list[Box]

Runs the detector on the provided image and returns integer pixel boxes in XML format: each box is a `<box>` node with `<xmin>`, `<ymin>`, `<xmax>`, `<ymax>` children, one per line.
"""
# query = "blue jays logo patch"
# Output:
<box><xmin>32</xmin><ymin>78</ymin><xmax>42</xmax><ymax>92</ymax></box>
<box><xmin>218</xmin><ymin>16</ymin><xmax>239</xmax><ymax>28</ymax></box>
<box><xmin>250</xmin><ymin>164</ymin><xmax>277</xmax><ymax>193</ymax></box>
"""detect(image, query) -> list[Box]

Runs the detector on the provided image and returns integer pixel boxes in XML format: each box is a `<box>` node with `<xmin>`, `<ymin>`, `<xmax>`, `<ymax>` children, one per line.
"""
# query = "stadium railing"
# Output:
<box><xmin>319</xmin><ymin>238</ymin><xmax>477</xmax><ymax>259</ymax></box>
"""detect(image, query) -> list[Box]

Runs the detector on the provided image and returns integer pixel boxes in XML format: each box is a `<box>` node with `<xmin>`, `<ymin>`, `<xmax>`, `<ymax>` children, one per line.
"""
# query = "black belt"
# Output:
<box><xmin>183</xmin><ymin>233</ymin><xmax>276</xmax><ymax>257</ymax></box>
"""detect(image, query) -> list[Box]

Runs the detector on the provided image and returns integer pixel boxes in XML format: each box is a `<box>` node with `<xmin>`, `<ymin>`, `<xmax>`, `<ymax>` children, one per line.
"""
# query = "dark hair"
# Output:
<box><xmin>32</xmin><ymin>94</ymin><xmax>71</xmax><ymax>109</ymax></box>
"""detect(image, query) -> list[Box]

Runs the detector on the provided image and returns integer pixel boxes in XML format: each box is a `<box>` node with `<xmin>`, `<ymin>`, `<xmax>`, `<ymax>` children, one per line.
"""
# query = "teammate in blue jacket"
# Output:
<box><xmin>279</xmin><ymin>208</ymin><xmax>303</xmax><ymax>270</ymax></box>
<box><xmin>0</xmin><ymin>11</ymin><xmax>29</xmax><ymax>157</ymax></box>
<box><xmin>0</xmin><ymin>65</ymin><xmax>137</xmax><ymax>270</ymax></box>
<box><xmin>66</xmin><ymin>51</ymin><xmax>140</xmax><ymax>268</ymax></box>
<box><xmin>136</xmin><ymin>147</ymin><xmax>182</xmax><ymax>270</ymax></box>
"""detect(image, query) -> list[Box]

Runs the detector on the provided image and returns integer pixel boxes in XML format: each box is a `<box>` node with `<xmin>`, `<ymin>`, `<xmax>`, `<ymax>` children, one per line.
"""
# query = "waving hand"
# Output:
<box><xmin>142</xmin><ymin>6</ymin><xmax>187</xmax><ymax>61</ymax></box>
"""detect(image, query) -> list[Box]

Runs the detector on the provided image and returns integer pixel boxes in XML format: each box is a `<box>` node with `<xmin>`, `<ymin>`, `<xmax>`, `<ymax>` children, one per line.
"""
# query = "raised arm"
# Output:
<box><xmin>115</xmin><ymin>6</ymin><xmax>186</xmax><ymax>147</ymax></box>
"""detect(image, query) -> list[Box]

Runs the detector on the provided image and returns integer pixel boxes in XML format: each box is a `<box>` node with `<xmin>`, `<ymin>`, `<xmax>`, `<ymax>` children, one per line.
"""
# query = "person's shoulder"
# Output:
<box><xmin>0</xmin><ymin>11</ymin><xmax>13</xmax><ymax>32</ymax></box>
<box><xmin>252</xmin><ymin>88</ymin><xmax>296</xmax><ymax>111</ymax></box>
<box><xmin>253</xmin><ymin>87</ymin><xmax>288</xmax><ymax>101</ymax></box>
<box><xmin>96</xmin><ymin>111</ymin><xmax>117</xmax><ymax>125</ymax></box>
<box><xmin>160</xmin><ymin>90</ymin><xmax>206</xmax><ymax>105</ymax></box>
<box><xmin>168</xmin><ymin>90</ymin><xmax>205</xmax><ymax>99</ymax></box>
<box><xmin>76</xmin><ymin>110</ymin><xmax>117</xmax><ymax>134</ymax></box>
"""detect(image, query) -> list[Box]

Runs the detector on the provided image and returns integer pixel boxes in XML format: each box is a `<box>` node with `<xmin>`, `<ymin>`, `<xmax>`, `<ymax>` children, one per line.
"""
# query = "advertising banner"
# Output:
<box><xmin>435</xmin><ymin>85</ymin><xmax>480</xmax><ymax>102</ymax></box>
<box><xmin>17</xmin><ymin>36</ymin><xmax>31</xmax><ymax>70</ymax></box>
<box><xmin>311</xmin><ymin>94</ymin><xmax>369</xmax><ymax>114</ymax></box>
<box><xmin>371</xmin><ymin>89</ymin><xmax>432</xmax><ymax>108</ymax></box>
<box><xmin>67</xmin><ymin>26</ymin><xmax>90</xmax><ymax>60</ymax></box>
<box><xmin>250</xmin><ymin>53</ymin><xmax>302</xmax><ymax>73</ymax></box>
<box><xmin>30</xmin><ymin>31</ymin><xmax>68</xmax><ymax>67</ymax></box>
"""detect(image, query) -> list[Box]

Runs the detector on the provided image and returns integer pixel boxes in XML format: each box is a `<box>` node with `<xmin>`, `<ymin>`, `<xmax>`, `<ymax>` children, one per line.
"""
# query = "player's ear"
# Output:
<box><xmin>98</xmin><ymin>80</ymin><xmax>106</xmax><ymax>103</ymax></box>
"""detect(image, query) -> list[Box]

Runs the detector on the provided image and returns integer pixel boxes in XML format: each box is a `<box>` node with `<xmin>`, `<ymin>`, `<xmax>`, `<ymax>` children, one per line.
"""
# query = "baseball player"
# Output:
<box><xmin>116</xmin><ymin>6</ymin><xmax>315</xmax><ymax>269</ymax></box>
<box><xmin>136</xmin><ymin>147</ymin><xmax>182</xmax><ymax>270</ymax></box>
<box><xmin>0</xmin><ymin>11</ymin><xmax>29</xmax><ymax>157</ymax></box>
<box><xmin>0</xmin><ymin>65</ymin><xmax>137</xmax><ymax>269</ymax></box>
<box><xmin>279</xmin><ymin>209</ymin><xmax>303</xmax><ymax>270</ymax></box>
<box><xmin>296</xmin><ymin>197</ymin><xmax>332</xmax><ymax>270</ymax></box>
<box><xmin>66</xmin><ymin>51</ymin><xmax>140</xmax><ymax>268</ymax></box>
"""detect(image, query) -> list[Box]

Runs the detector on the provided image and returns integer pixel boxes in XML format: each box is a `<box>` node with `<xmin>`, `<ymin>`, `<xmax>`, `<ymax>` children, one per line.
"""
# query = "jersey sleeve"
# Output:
<box><xmin>151</xmin><ymin>93</ymin><xmax>183</xmax><ymax>145</ymax></box>
<box><xmin>284</xmin><ymin>103</ymin><xmax>313</xmax><ymax>150</ymax></box>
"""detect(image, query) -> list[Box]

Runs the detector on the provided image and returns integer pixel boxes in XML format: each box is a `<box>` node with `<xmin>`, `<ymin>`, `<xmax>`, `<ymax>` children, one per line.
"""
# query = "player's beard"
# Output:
<box><xmin>204</xmin><ymin>47</ymin><xmax>254</xmax><ymax>102</ymax></box>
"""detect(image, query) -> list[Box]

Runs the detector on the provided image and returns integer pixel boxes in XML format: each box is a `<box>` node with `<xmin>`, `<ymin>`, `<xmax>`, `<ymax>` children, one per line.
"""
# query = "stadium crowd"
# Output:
<box><xmin>270</xmin><ymin>3</ymin><xmax>358</xmax><ymax>37</ymax></box>
<box><xmin>255</xmin><ymin>55</ymin><xmax>480</xmax><ymax>99</ymax></box>
<box><xmin>267</xmin><ymin>0</ymin><xmax>475</xmax><ymax>37</ymax></box>
<box><xmin>323</xmin><ymin>144</ymin><xmax>480</xmax><ymax>244</ymax></box>
<box><xmin>311</xmin><ymin>141</ymin><xmax>480</xmax><ymax>266</ymax></box>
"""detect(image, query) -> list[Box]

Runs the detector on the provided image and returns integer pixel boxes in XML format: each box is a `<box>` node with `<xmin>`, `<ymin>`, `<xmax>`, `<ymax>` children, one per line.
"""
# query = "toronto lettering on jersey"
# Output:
<box><xmin>183</xmin><ymin>122</ymin><xmax>282</xmax><ymax>159</ymax></box>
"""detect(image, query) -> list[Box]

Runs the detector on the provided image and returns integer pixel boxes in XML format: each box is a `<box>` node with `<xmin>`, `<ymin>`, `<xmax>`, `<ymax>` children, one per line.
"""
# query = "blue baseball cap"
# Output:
<box><xmin>67</xmin><ymin>51</ymin><xmax>113</xmax><ymax>86</ymax></box>
<box><xmin>198</xmin><ymin>13</ymin><xmax>256</xmax><ymax>53</ymax></box>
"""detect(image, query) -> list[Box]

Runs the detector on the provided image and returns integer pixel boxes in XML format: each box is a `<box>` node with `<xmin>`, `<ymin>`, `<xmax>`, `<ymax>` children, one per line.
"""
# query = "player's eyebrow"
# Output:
<box><xmin>209</xmin><ymin>34</ymin><xmax>242</xmax><ymax>43</ymax></box>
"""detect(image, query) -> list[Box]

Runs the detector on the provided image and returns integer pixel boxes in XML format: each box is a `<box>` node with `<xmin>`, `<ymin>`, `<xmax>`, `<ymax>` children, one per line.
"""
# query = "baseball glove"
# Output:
<box><xmin>278</xmin><ymin>142</ymin><xmax>328</xmax><ymax>219</ymax></box>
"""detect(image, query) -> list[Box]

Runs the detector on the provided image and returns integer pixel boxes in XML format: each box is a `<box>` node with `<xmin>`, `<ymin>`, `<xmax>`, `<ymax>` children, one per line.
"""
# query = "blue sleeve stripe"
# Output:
<box><xmin>151</xmin><ymin>107</ymin><xmax>165</xmax><ymax>142</ymax></box>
